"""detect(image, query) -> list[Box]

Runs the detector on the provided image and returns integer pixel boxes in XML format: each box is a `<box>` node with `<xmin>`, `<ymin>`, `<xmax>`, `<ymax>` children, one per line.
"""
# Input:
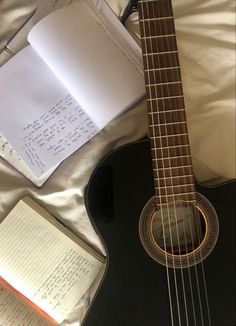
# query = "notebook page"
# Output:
<box><xmin>0</xmin><ymin>46</ymin><xmax>99</xmax><ymax>178</ymax></box>
<box><xmin>28</xmin><ymin>1</ymin><xmax>145</xmax><ymax>129</ymax></box>
<box><xmin>0</xmin><ymin>199</ymin><xmax>103</xmax><ymax>323</ymax></box>
<box><xmin>0</xmin><ymin>133</ymin><xmax>55</xmax><ymax>186</ymax></box>
<box><xmin>0</xmin><ymin>281</ymin><xmax>51</xmax><ymax>326</ymax></box>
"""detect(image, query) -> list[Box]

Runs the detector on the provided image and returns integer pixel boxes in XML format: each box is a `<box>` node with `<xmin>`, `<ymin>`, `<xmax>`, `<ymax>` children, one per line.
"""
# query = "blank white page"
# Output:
<box><xmin>28</xmin><ymin>1</ymin><xmax>145</xmax><ymax>129</ymax></box>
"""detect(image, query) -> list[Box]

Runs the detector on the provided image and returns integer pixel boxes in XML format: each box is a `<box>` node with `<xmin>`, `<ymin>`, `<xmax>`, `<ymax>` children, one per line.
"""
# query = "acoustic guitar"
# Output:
<box><xmin>84</xmin><ymin>1</ymin><xmax>236</xmax><ymax>325</ymax></box>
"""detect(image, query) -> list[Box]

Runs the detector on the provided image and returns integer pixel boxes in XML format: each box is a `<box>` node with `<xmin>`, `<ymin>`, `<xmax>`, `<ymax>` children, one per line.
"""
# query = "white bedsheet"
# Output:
<box><xmin>0</xmin><ymin>0</ymin><xmax>235</xmax><ymax>324</ymax></box>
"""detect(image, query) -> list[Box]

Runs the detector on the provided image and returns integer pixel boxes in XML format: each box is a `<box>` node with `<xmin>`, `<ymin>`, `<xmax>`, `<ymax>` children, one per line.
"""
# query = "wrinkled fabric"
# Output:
<box><xmin>0</xmin><ymin>0</ymin><xmax>235</xmax><ymax>324</ymax></box>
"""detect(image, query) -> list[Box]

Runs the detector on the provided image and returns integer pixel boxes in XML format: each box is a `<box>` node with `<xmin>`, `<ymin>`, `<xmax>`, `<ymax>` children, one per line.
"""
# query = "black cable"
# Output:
<box><xmin>121</xmin><ymin>0</ymin><xmax>139</xmax><ymax>26</ymax></box>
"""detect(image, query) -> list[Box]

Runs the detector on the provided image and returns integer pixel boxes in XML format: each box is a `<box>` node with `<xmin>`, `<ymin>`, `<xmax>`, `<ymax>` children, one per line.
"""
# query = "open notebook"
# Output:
<box><xmin>0</xmin><ymin>196</ymin><xmax>106</xmax><ymax>325</ymax></box>
<box><xmin>0</xmin><ymin>0</ymin><xmax>144</xmax><ymax>186</ymax></box>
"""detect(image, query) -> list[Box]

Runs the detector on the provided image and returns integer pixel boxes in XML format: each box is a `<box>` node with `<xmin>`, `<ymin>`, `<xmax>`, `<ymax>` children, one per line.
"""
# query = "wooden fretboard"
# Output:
<box><xmin>138</xmin><ymin>0</ymin><xmax>196</xmax><ymax>206</ymax></box>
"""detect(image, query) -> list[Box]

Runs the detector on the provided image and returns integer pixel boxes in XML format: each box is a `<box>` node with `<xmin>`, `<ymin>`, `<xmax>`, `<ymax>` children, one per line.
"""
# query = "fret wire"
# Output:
<box><xmin>142</xmin><ymin>34</ymin><xmax>176</xmax><ymax>40</ymax></box>
<box><xmin>143</xmin><ymin>51</ymin><xmax>178</xmax><ymax>56</ymax></box>
<box><xmin>147</xmin><ymin>95</ymin><xmax>184</xmax><ymax>101</ymax></box>
<box><xmin>139</xmin><ymin>16</ymin><xmax>174</xmax><ymax>22</ymax></box>
<box><xmin>152</xmin><ymin>144</ymin><xmax>189</xmax><ymax>150</ymax></box>
<box><xmin>152</xmin><ymin>155</ymin><xmax>191</xmax><ymax>160</ymax></box>
<box><xmin>150</xmin><ymin>121</ymin><xmax>186</xmax><ymax>127</ymax></box>
<box><xmin>148</xmin><ymin>109</ymin><xmax>185</xmax><ymax>114</ymax></box>
<box><xmin>145</xmin><ymin>66</ymin><xmax>180</xmax><ymax>71</ymax></box>
<box><xmin>156</xmin><ymin>192</ymin><xmax>196</xmax><ymax>197</ymax></box>
<box><xmin>155</xmin><ymin>174</ymin><xmax>194</xmax><ymax>180</ymax></box>
<box><xmin>151</xmin><ymin>133</ymin><xmax>188</xmax><ymax>138</ymax></box>
<box><xmin>146</xmin><ymin>81</ymin><xmax>182</xmax><ymax>87</ymax></box>
<box><xmin>157</xmin><ymin>199</ymin><xmax>197</xmax><ymax>204</ymax></box>
<box><xmin>153</xmin><ymin>144</ymin><xmax>189</xmax><ymax>150</ymax></box>
<box><xmin>157</xmin><ymin>184</ymin><xmax>195</xmax><ymax>188</ymax></box>
<box><xmin>153</xmin><ymin>165</ymin><xmax>192</xmax><ymax>171</ymax></box>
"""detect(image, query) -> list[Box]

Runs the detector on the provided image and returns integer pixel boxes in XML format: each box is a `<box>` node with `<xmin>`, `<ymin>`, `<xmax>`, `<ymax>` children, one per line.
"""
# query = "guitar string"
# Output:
<box><xmin>140</xmin><ymin>1</ymin><xmax>184</xmax><ymax>325</ymax></box>
<box><xmin>193</xmin><ymin>206</ymin><xmax>212</xmax><ymax>326</ymax></box>
<box><xmin>165</xmin><ymin>1</ymin><xmax>212</xmax><ymax>325</ymax></box>
<box><xmin>153</xmin><ymin>1</ymin><xmax>191</xmax><ymax>325</ymax></box>
<box><xmin>140</xmin><ymin>1</ymin><xmax>212</xmax><ymax>324</ymax></box>
<box><xmin>139</xmin><ymin>2</ymin><xmax>175</xmax><ymax>325</ymax></box>
<box><xmin>163</xmin><ymin>1</ymin><xmax>206</xmax><ymax>325</ymax></box>
<box><xmin>163</xmin><ymin>1</ymin><xmax>199</xmax><ymax>325</ymax></box>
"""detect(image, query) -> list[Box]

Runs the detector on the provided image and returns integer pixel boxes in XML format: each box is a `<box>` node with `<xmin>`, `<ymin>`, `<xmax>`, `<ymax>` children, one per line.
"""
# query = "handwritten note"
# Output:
<box><xmin>21</xmin><ymin>94</ymin><xmax>99</xmax><ymax>176</ymax></box>
<box><xmin>0</xmin><ymin>285</ymin><xmax>50</xmax><ymax>326</ymax></box>
<box><xmin>0</xmin><ymin>199</ymin><xmax>103</xmax><ymax>323</ymax></box>
<box><xmin>34</xmin><ymin>248</ymin><xmax>100</xmax><ymax>319</ymax></box>
<box><xmin>0</xmin><ymin>46</ymin><xmax>99</xmax><ymax>178</ymax></box>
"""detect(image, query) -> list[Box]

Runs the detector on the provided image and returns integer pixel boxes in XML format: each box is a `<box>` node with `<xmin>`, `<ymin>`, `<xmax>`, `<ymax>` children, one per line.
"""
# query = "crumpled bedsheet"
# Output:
<box><xmin>0</xmin><ymin>0</ymin><xmax>235</xmax><ymax>324</ymax></box>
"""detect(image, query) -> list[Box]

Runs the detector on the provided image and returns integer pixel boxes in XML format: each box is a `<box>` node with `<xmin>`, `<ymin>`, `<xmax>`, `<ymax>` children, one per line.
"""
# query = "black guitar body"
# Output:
<box><xmin>84</xmin><ymin>139</ymin><xmax>236</xmax><ymax>326</ymax></box>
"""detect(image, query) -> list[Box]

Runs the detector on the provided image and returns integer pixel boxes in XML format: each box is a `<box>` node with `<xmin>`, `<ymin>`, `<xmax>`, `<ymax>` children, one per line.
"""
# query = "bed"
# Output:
<box><xmin>0</xmin><ymin>0</ymin><xmax>235</xmax><ymax>324</ymax></box>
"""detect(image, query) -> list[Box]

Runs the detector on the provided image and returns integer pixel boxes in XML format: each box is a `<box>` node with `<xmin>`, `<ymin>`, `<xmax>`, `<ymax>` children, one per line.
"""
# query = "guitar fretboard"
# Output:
<box><xmin>139</xmin><ymin>0</ymin><xmax>196</xmax><ymax>205</ymax></box>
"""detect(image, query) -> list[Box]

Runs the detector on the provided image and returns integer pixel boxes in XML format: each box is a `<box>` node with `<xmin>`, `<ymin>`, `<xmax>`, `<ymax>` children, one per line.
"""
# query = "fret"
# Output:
<box><xmin>148</xmin><ymin>109</ymin><xmax>185</xmax><ymax>114</ymax></box>
<box><xmin>150</xmin><ymin>141</ymin><xmax>189</xmax><ymax>148</ymax></box>
<box><xmin>147</xmin><ymin>97</ymin><xmax>185</xmax><ymax>111</ymax></box>
<box><xmin>148</xmin><ymin>111</ymin><xmax>186</xmax><ymax>125</ymax></box>
<box><xmin>145</xmin><ymin>68</ymin><xmax>181</xmax><ymax>84</ymax></box>
<box><xmin>147</xmin><ymin>95</ymin><xmax>184</xmax><ymax>101</ymax></box>
<box><xmin>154</xmin><ymin>176</ymin><xmax>195</xmax><ymax>189</ymax></box>
<box><xmin>145</xmin><ymin>66</ymin><xmax>180</xmax><ymax>72</ymax></box>
<box><xmin>146</xmin><ymin>81</ymin><xmax>182</xmax><ymax>87</ymax></box>
<box><xmin>150</xmin><ymin>126</ymin><xmax>188</xmax><ymax>138</ymax></box>
<box><xmin>142</xmin><ymin>34</ymin><xmax>176</xmax><ymax>39</ymax></box>
<box><xmin>156</xmin><ymin>184</ymin><xmax>194</xmax><ymax>189</ymax></box>
<box><xmin>151</xmin><ymin>146</ymin><xmax>190</xmax><ymax>159</ymax></box>
<box><xmin>139</xmin><ymin>19</ymin><xmax>175</xmax><ymax>38</ymax></box>
<box><xmin>155</xmin><ymin>174</ymin><xmax>194</xmax><ymax>180</ymax></box>
<box><xmin>153</xmin><ymin>165</ymin><xmax>192</xmax><ymax>171</ymax></box>
<box><xmin>153</xmin><ymin>167</ymin><xmax>193</xmax><ymax>179</ymax></box>
<box><xmin>150</xmin><ymin>121</ymin><xmax>186</xmax><ymax>127</ymax></box>
<box><xmin>155</xmin><ymin>188</ymin><xmax>196</xmax><ymax>198</ymax></box>
<box><xmin>143</xmin><ymin>52</ymin><xmax>179</xmax><ymax>69</ymax></box>
<box><xmin>152</xmin><ymin>133</ymin><xmax>188</xmax><ymax>138</ymax></box>
<box><xmin>152</xmin><ymin>159</ymin><xmax>192</xmax><ymax>171</ymax></box>
<box><xmin>151</xmin><ymin>144</ymin><xmax>190</xmax><ymax>150</ymax></box>
<box><xmin>156</xmin><ymin>192</ymin><xmax>196</xmax><ymax>198</ymax></box>
<box><xmin>143</xmin><ymin>51</ymin><xmax>178</xmax><ymax>56</ymax></box>
<box><xmin>139</xmin><ymin>0</ymin><xmax>173</xmax><ymax>21</ymax></box>
<box><xmin>156</xmin><ymin>192</ymin><xmax>196</xmax><ymax>205</ymax></box>
<box><xmin>154</xmin><ymin>176</ymin><xmax>194</xmax><ymax>188</ymax></box>
<box><xmin>142</xmin><ymin>36</ymin><xmax>178</xmax><ymax>54</ymax></box>
<box><xmin>140</xmin><ymin>16</ymin><xmax>174</xmax><ymax>22</ymax></box>
<box><xmin>153</xmin><ymin>155</ymin><xmax>191</xmax><ymax>160</ymax></box>
<box><xmin>150</xmin><ymin>136</ymin><xmax>189</xmax><ymax>148</ymax></box>
<box><xmin>146</xmin><ymin>83</ymin><xmax>183</xmax><ymax>99</ymax></box>
<box><xmin>143</xmin><ymin>52</ymin><xmax>179</xmax><ymax>70</ymax></box>
<box><xmin>145</xmin><ymin>67</ymin><xmax>180</xmax><ymax>73</ymax></box>
<box><xmin>153</xmin><ymin>164</ymin><xmax>192</xmax><ymax>171</ymax></box>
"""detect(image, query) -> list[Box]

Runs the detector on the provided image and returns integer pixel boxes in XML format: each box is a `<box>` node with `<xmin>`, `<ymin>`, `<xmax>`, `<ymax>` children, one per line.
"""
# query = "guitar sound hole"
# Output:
<box><xmin>151</xmin><ymin>203</ymin><xmax>206</xmax><ymax>256</ymax></box>
<box><xmin>139</xmin><ymin>193</ymin><xmax>219</xmax><ymax>268</ymax></box>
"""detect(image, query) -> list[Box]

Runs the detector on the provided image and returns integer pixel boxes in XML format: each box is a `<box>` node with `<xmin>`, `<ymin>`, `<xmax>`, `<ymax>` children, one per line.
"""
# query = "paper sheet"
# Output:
<box><xmin>0</xmin><ymin>46</ymin><xmax>99</xmax><ymax>177</ymax></box>
<box><xmin>0</xmin><ymin>199</ymin><xmax>103</xmax><ymax>323</ymax></box>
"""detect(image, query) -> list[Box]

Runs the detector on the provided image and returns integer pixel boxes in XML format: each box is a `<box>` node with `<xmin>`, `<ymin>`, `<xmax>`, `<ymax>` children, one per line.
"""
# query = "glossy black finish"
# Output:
<box><xmin>84</xmin><ymin>139</ymin><xmax>236</xmax><ymax>326</ymax></box>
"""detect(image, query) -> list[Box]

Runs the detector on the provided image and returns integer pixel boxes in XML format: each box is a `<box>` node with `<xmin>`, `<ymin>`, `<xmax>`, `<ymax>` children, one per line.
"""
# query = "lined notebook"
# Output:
<box><xmin>0</xmin><ymin>196</ymin><xmax>105</xmax><ymax>325</ymax></box>
<box><xmin>0</xmin><ymin>0</ymin><xmax>144</xmax><ymax>186</ymax></box>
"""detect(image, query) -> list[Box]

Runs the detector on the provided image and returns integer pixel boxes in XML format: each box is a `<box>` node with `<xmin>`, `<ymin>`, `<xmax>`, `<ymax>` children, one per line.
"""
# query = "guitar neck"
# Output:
<box><xmin>138</xmin><ymin>0</ymin><xmax>196</xmax><ymax>205</ymax></box>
